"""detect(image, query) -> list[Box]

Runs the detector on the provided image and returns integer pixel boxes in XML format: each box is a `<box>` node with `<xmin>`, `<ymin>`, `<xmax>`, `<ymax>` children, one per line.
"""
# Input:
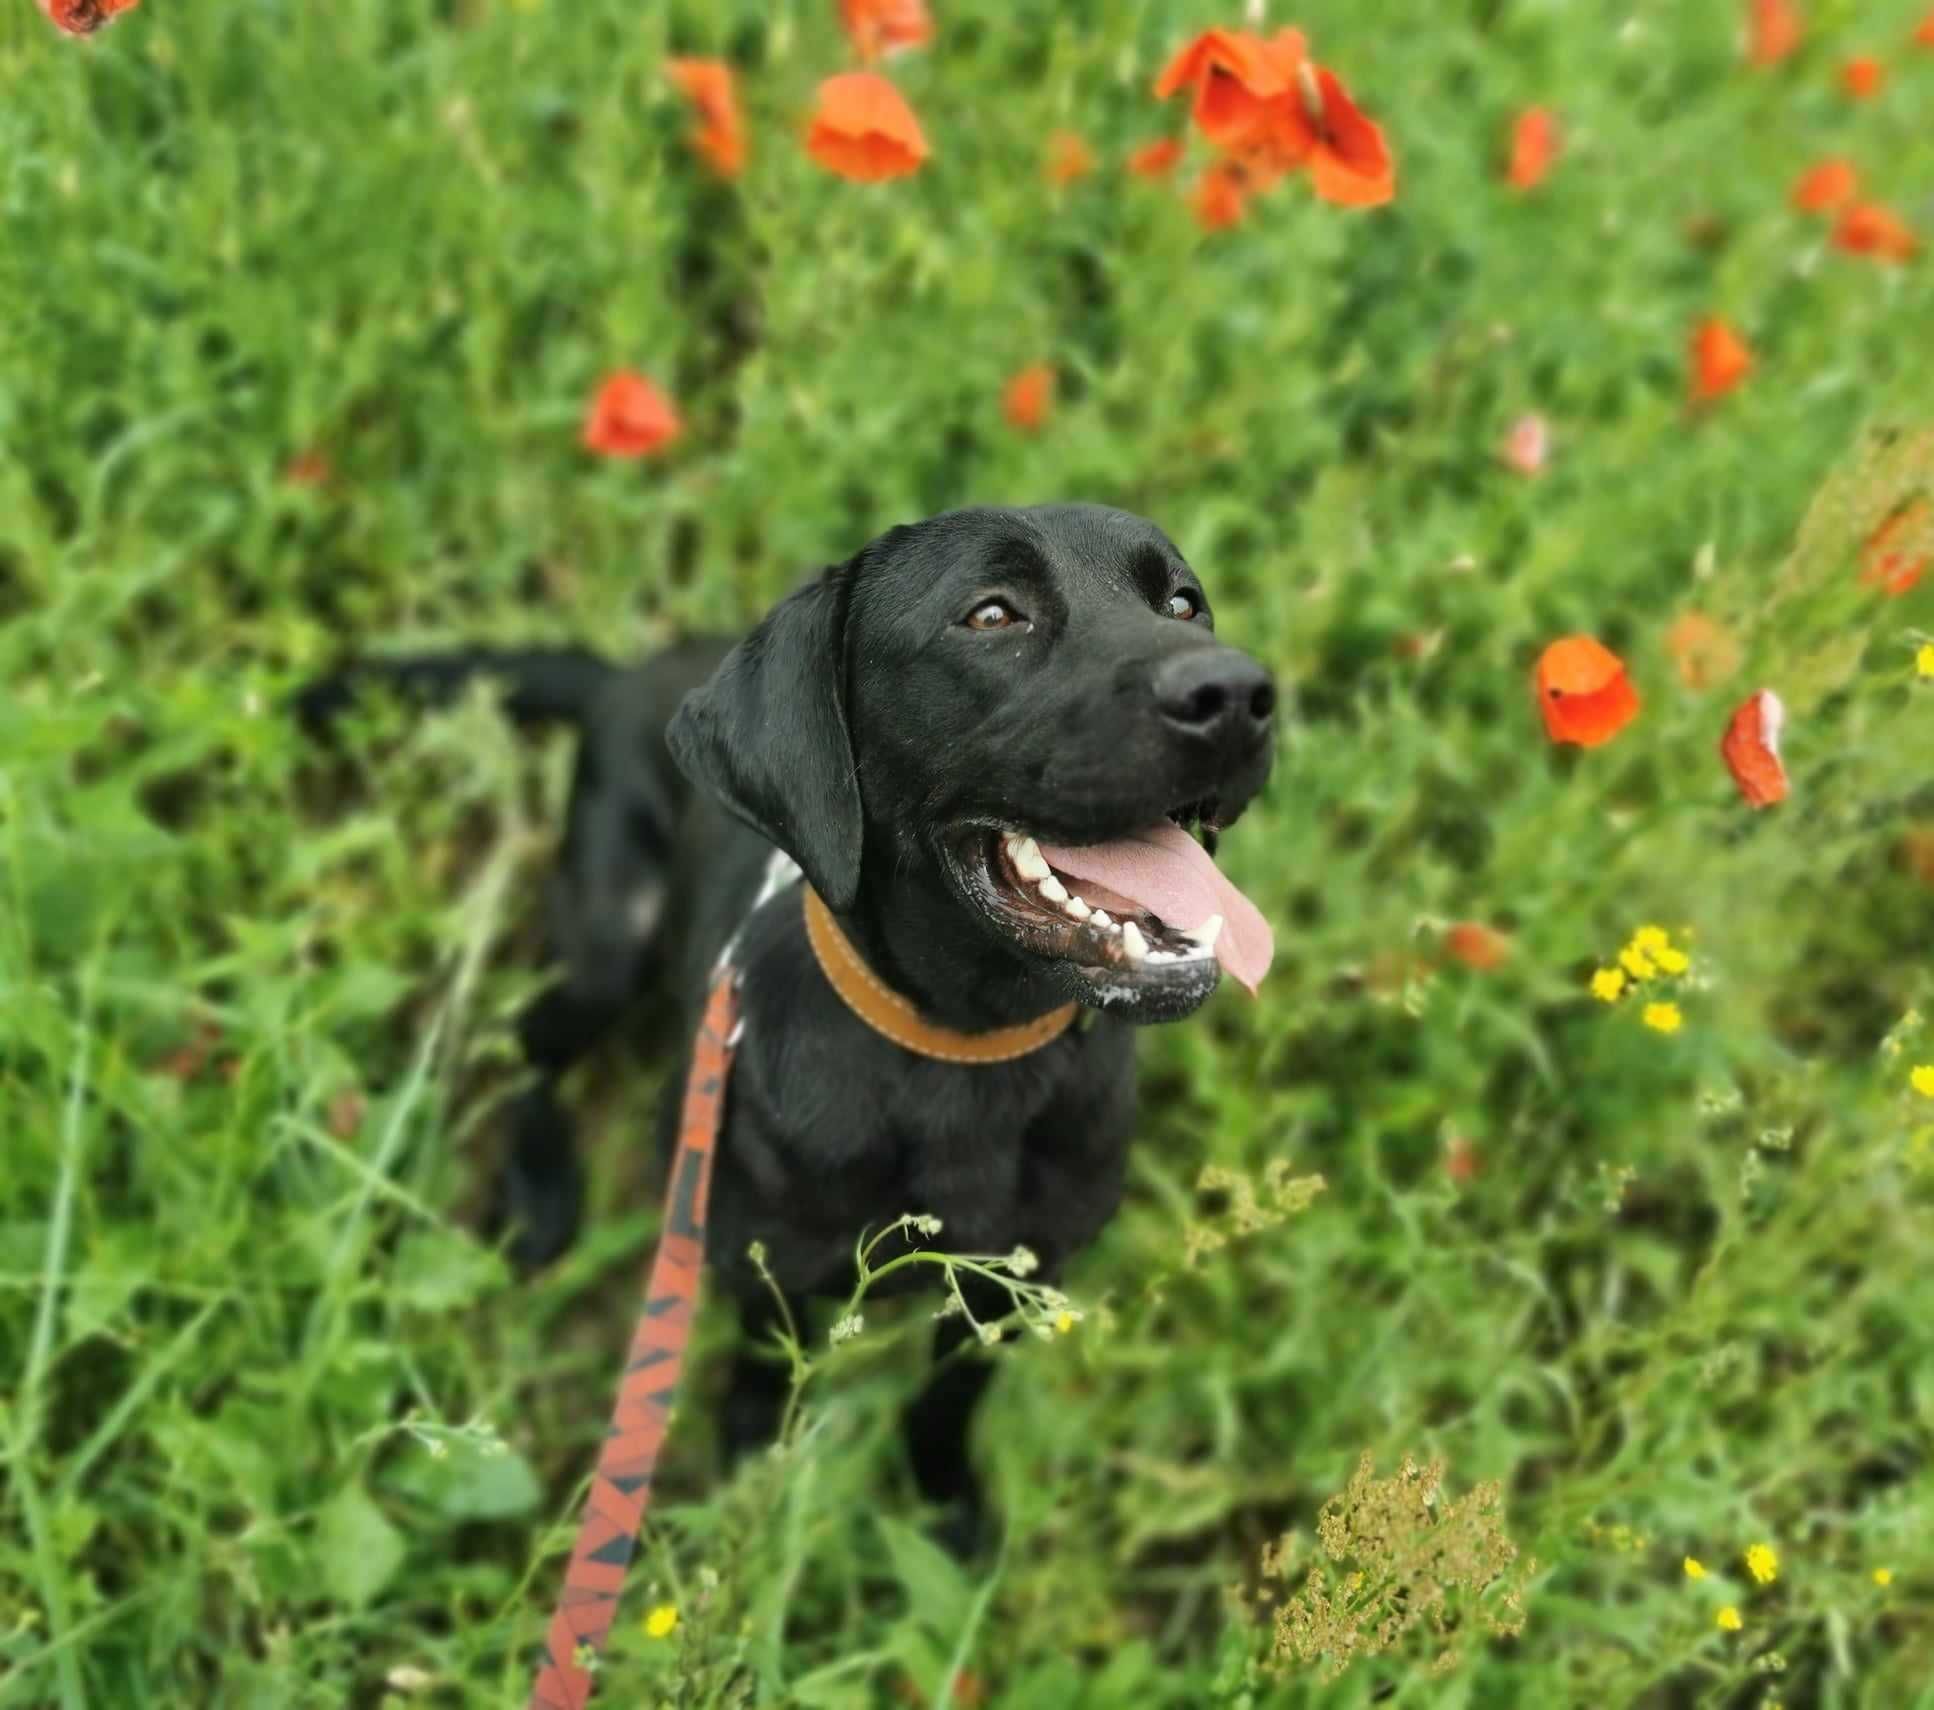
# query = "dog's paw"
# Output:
<box><xmin>928</xmin><ymin>1493</ymin><xmax>994</xmax><ymax>1564</ymax></box>
<box><xmin>486</xmin><ymin>1096</ymin><xmax>585</xmax><ymax>1271</ymax></box>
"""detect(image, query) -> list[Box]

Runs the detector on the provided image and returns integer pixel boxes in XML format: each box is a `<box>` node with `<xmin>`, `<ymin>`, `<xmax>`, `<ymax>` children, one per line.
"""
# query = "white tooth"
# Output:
<box><xmin>1120</xmin><ymin>922</ymin><xmax>1149</xmax><ymax>961</ymax></box>
<box><xmin>1063</xmin><ymin>896</ymin><xmax>1092</xmax><ymax>920</ymax></box>
<box><xmin>1012</xmin><ymin>837</ymin><xmax>1051</xmax><ymax>881</ymax></box>
<box><xmin>1183</xmin><ymin>914</ymin><xmax>1225</xmax><ymax>950</ymax></box>
<box><xmin>1090</xmin><ymin>910</ymin><xmax>1113</xmax><ymax>930</ymax></box>
<box><xmin>1038</xmin><ymin>874</ymin><xmax>1069</xmax><ymax>903</ymax></box>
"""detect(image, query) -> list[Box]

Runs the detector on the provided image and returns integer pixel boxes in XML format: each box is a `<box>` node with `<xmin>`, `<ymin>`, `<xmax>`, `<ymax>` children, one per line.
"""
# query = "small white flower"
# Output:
<box><xmin>828</xmin><ymin>1313</ymin><xmax>864</xmax><ymax>1347</ymax></box>
<box><xmin>1006</xmin><ymin>1245</ymin><xmax>1040</xmax><ymax>1277</ymax></box>
<box><xmin>977</xmin><ymin>1323</ymin><xmax>1003</xmax><ymax>1347</ymax></box>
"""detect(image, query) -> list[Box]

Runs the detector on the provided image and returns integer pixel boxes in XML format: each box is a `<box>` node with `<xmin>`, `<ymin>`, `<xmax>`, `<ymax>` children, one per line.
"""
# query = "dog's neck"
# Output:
<box><xmin>833</xmin><ymin>856</ymin><xmax>1075</xmax><ymax>1034</ymax></box>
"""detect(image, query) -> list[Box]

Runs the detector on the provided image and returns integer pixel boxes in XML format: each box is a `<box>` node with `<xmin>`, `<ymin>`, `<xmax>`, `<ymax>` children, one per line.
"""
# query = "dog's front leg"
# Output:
<box><xmin>903</xmin><ymin>1272</ymin><xmax>1022</xmax><ymax>1561</ymax></box>
<box><xmin>721</xmin><ymin>1288</ymin><xmax>811</xmax><ymax>1468</ymax></box>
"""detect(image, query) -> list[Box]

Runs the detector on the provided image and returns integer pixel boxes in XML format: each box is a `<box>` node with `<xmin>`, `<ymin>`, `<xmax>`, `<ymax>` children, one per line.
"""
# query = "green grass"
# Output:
<box><xmin>5</xmin><ymin>0</ymin><xmax>1934</xmax><ymax>1704</ymax></box>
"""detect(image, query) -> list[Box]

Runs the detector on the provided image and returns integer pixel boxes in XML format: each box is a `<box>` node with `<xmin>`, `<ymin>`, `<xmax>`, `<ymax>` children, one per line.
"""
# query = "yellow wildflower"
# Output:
<box><xmin>1873</xmin><ymin>1567</ymin><xmax>1893</xmax><ymax>1587</ymax></box>
<box><xmin>1643</xmin><ymin>1002</ymin><xmax>1683</xmax><ymax>1034</ymax></box>
<box><xmin>1683</xmin><ymin>1556</ymin><xmax>1707</xmax><ymax>1579</ymax></box>
<box><xmin>1620</xmin><ymin>945</ymin><xmax>1658</xmax><ymax>981</ymax></box>
<box><xmin>1654</xmin><ymin>946</ymin><xmax>1690</xmax><ymax>975</ymax></box>
<box><xmin>643</xmin><ymin>1604</ymin><xmax>679</xmax><ymax>1640</ymax></box>
<box><xmin>1054</xmin><ymin>1311</ymin><xmax>1076</xmax><ymax>1335</ymax></box>
<box><xmin>1591</xmin><ymin>967</ymin><xmax>1627</xmax><ymax>1003</ymax></box>
<box><xmin>1716</xmin><ymin>1605</ymin><xmax>1743</xmax><ymax>1632</ymax></box>
<box><xmin>1918</xmin><ymin>643</ymin><xmax>1934</xmax><ymax>679</ymax></box>
<box><xmin>1911</xmin><ymin>1065</ymin><xmax>1934</xmax><ymax>1098</ymax></box>
<box><xmin>1630</xmin><ymin>926</ymin><xmax>1672</xmax><ymax>956</ymax></box>
<box><xmin>1744</xmin><ymin>1543</ymin><xmax>1779</xmax><ymax>1585</ymax></box>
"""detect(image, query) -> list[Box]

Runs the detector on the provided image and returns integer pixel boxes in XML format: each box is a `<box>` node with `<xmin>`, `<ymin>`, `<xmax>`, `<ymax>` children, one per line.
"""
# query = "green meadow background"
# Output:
<box><xmin>4</xmin><ymin>1</ymin><xmax>1934</xmax><ymax>1704</ymax></box>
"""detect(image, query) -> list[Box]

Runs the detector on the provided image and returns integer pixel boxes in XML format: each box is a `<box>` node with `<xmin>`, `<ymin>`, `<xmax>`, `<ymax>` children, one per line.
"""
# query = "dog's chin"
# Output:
<box><xmin>936</xmin><ymin>822</ymin><xmax>1226</xmax><ymax>1025</ymax></box>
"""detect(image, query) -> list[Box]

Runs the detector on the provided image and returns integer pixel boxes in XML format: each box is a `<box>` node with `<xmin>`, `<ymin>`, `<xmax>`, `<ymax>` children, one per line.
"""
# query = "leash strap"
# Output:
<box><xmin>525</xmin><ymin>965</ymin><xmax>740</xmax><ymax>1710</ymax></box>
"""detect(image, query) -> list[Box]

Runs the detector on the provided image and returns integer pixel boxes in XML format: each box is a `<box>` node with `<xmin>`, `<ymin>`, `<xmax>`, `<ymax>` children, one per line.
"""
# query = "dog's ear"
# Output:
<box><xmin>666</xmin><ymin>569</ymin><xmax>862</xmax><ymax>911</ymax></box>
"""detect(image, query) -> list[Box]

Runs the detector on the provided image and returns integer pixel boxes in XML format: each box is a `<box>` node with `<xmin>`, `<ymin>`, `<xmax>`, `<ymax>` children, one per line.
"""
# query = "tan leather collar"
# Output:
<box><xmin>802</xmin><ymin>886</ymin><xmax>1079</xmax><ymax>1064</ymax></box>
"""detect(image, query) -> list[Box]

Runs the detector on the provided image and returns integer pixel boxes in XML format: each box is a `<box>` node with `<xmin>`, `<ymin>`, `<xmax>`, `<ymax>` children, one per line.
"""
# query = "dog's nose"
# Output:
<box><xmin>1153</xmin><ymin>649</ymin><xmax>1276</xmax><ymax>744</ymax></box>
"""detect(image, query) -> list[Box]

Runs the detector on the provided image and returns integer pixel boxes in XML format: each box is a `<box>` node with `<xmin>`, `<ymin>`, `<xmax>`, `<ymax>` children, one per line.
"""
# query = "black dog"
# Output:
<box><xmin>298</xmin><ymin>503</ymin><xmax>1277</xmax><ymax>1548</ymax></box>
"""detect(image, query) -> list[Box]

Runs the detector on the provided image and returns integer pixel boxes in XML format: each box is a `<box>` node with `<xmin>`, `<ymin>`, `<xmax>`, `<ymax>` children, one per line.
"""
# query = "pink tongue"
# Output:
<box><xmin>1037</xmin><ymin>823</ymin><xmax>1275</xmax><ymax>994</ymax></box>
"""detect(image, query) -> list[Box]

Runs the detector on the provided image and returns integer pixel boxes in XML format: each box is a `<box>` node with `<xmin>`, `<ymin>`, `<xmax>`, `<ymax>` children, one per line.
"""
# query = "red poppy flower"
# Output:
<box><xmin>1445</xmin><ymin>923</ymin><xmax>1513</xmax><ymax>972</ymax></box>
<box><xmin>1919</xmin><ymin>10</ymin><xmax>1934</xmax><ymax>46</ymax></box>
<box><xmin>283</xmin><ymin>450</ymin><xmax>332</xmax><ymax>489</ymax></box>
<box><xmin>1045</xmin><ymin>131</ymin><xmax>1097</xmax><ymax>187</ymax></box>
<box><xmin>1862</xmin><ymin>499</ymin><xmax>1930</xmax><ymax>596</ymax></box>
<box><xmin>1295</xmin><ymin>59</ymin><xmax>1397</xmax><ymax>207</ymax></box>
<box><xmin>1720</xmin><ymin>690</ymin><xmax>1789</xmax><ymax>808</ymax></box>
<box><xmin>1689</xmin><ymin>317</ymin><xmax>1752</xmax><ymax>404</ymax></box>
<box><xmin>1507</xmin><ymin>108</ymin><xmax>1561</xmax><ymax>192</ymax></box>
<box><xmin>1127</xmin><ymin>137</ymin><xmax>1186</xmax><ymax>180</ymax></box>
<box><xmin>666</xmin><ymin>59</ymin><xmax>746</xmax><ymax>180</ymax></box>
<box><xmin>1191</xmin><ymin>159</ymin><xmax>1251</xmax><ymax>231</ymax></box>
<box><xmin>1747</xmin><ymin>0</ymin><xmax>1803</xmax><ymax>66</ymax></box>
<box><xmin>1832</xmin><ymin>202</ymin><xmax>1918</xmax><ymax>262</ymax></box>
<box><xmin>1842</xmin><ymin>56</ymin><xmax>1885</xmax><ymax>98</ymax></box>
<box><xmin>1790</xmin><ymin>158</ymin><xmax>1858</xmax><ymax>214</ymax></box>
<box><xmin>1501</xmin><ymin>413</ymin><xmax>1550</xmax><ymax>477</ymax></box>
<box><xmin>1153</xmin><ymin>28</ymin><xmax>1292</xmax><ymax>151</ymax></box>
<box><xmin>1665</xmin><ymin>611</ymin><xmax>1742</xmax><ymax>691</ymax></box>
<box><xmin>582</xmin><ymin>372</ymin><xmax>683</xmax><ymax>458</ymax></box>
<box><xmin>1535</xmin><ymin>637</ymin><xmax>1640</xmax><ymax>747</ymax></box>
<box><xmin>1002</xmin><ymin>363</ymin><xmax>1055</xmax><ymax>434</ymax></box>
<box><xmin>806</xmin><ymin>73</ymin><xmax>928</xmax><ymax>182</ymax></box>
<box><xmin>838</xmin><ymin>0</ymin><xmax>933</xmax><ymax>65</ymax></box>
<box><xmin>36</xmin><ymin>0</ymin><xmax>137</xmax><ymax>34</ymax></box>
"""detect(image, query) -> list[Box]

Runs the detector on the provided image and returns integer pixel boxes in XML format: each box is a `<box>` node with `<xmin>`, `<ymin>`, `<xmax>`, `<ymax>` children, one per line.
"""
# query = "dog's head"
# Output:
<box><xmin>668</xmin><ymin>504</ymin><xmax>1276</xmax><ymax>1022</ymax></box>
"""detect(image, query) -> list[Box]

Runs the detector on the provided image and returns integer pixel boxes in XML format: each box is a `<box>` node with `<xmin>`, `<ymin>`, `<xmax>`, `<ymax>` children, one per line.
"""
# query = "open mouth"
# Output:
<box><xmin>942</xmin><ymin>810</ymin><xmax>1274</xmax><ymax>1019</ymax></box>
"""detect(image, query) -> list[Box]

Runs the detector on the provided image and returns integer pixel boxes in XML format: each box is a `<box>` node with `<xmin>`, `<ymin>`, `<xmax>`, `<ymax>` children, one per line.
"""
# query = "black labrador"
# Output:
<box><xmin>298</xmin><ymin>502</ymin><xmax>1277</xmax><ymax>1549</ymax></box>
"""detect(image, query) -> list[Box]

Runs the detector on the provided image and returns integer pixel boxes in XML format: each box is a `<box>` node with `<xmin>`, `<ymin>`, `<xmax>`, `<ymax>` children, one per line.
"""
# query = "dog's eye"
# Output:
<box><xmin>964</xmin><ymin>600</ymin><xmax>1021</xmax><ymax>632</ymax></box>
<box><xmin>1166</xmin><ymin>593</ymin><xmax>1200</xmax><ymax>621</ymax></box>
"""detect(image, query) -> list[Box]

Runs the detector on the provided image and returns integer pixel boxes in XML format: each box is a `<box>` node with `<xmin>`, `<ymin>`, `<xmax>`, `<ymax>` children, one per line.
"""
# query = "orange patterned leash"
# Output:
<box><xmin>524</xmin><ymin>965</ymin><xmax>739</xmax><ymax>1710</ymax></box>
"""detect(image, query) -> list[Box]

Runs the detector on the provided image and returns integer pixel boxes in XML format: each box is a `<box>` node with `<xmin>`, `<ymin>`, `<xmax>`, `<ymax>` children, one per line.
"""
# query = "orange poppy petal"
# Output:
<box><xmin>1862</xmin><ymin>499</ymin><xmax>1931</xmax><ymax>596</ymax></box>
<box><xmin>1127</xmin><ymin>137</ymin><xmax>1185</xmax><ymax>179</ymax></box>
<box><xmin>1305</xmin><ymin>65</ymin><xmax>1396</xmax><ymax>208</ymax></box>
<box><xmin>1536</xmin><ymin>637</ymin><xmax>1640</xmax><ymax>747</ymax></box>
<box><xmin>1445</xmin><ymin>923</ymin><xmax>1512</xmax><ymax>971</ymax></box>
<box><xmin>1665</xmin><ymin>611</ymin><xmax>1742</xmax><ymax>691</ymax></box>
<box><xmin>1919</xmin><ymin>9</ymin><xmax>1934</xmax><ymax>46</ymax></box>
<box><xmin>1502</xmin><ymin>413</ymin><xmax>1550</xmax><ymax>476</ymax></box>
<box><xmin>1002</xmin><ymin>363</ymin><xmax>1055</xmax><ymax>434</ymax></box>
<box><xmin>1832</xmin><ymin>202</ymin><xmax>1918</xmax><ymax>263</ymax></box>
<box><xmin>1507</xmin><ymin>108</ymin><xmax>1560</xmax><ymax>192</ymax></box>
<box><xmin>667</xmin><ymin>58</ymin><xmax>746</xmax><ymax>179</ymax></box>
<box><xmin>1841</xmin><ymin>56</ymin><xmax>1885</xmax><ymax>98</ymax></box>
<box><xmin>37</xmin><ymin>0</ymin><xmax>137</xmax><ymax>32</ymax></box>
<box><xmin>1790</xmin><ymin>158</ymin><xmax>1858</xmax><ymax>214</ymax></box>
<box><xmin>838</xmin><ymin>0</ymin><xmax>933</xmax><ymax>65</ymax></box>
<box><xmin>1191</xmin><ymin>160</ymin><xmax>1250</xmax><ymax>231</ymax></box>
<box><xmin>1690</xmin><ymin>317</ymin><xmax>1752</xmax><ymax>403</ymax></box>
<box><xmin>1720</xmin><ymin>690</ymin><xmax>1789</xmax><ymax>808</ymax></box>
<box><xmin>1045</xmin><ymin>131</ymin><xmax>1096</xmax><ymax>187</ymax></box>
<box><xmin>583</xmin><ymin>372</ymin><xmax>683</xmax><ymax>458</ymax></box>
<box><xmin>806</xmin><ymin>72</ymin><xmax>928</xmax><ymax>182</ymax></box>
<box><xmin>1748</xmin><ymin>0</ymin><xmax>1803</xmax><ymax>66</ymax></box>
